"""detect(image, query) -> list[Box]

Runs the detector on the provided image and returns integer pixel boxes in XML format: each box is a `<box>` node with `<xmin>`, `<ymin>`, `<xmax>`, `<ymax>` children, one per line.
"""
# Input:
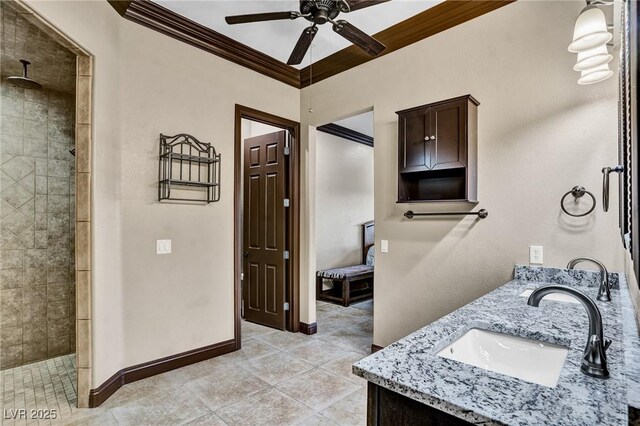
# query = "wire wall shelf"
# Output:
<box><xmin>158</xmin><ymin>133</ymin><xmax>221</xmax><ymax>204</ymax></box>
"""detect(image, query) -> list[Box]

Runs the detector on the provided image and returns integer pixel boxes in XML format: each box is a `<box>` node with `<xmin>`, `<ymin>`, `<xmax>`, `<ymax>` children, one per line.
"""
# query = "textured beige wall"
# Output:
<box><xmin>315</xmin><ymin>132</ymin><xmax>374</xmax><ymax>271</ymax></box>
<box><xmin>300</xmin><ymin>0</ymin><xmax>624</xmax><ymax>345</ymax></box>
<box><xmin>25</xmin><ymin>0</ymin><xmax>300</xmax><ymax>386</ymax></box>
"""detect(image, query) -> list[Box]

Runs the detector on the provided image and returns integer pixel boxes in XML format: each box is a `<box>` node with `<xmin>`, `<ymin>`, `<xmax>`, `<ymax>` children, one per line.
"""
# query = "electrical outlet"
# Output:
<box><xmin>381</xmin><ymin>240</ymin><xmax>389</xmax><ymax>253</ymax></box>
<box><xmin>157</xmin><ymin>239</ymin><xmax>172</xmax><ymax>254</ymax></box>
<box><xmin>529</xmin><ymin>246</ymin><xmax>543</xmax><ymax>264</ymax></box>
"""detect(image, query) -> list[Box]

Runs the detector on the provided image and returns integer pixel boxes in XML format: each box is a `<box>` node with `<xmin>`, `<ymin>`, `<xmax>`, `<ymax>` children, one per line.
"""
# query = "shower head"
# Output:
<box><xmin>6</xmin><ymin>60</ymin><xmax>42</xmax><ymax>90</ymax></box>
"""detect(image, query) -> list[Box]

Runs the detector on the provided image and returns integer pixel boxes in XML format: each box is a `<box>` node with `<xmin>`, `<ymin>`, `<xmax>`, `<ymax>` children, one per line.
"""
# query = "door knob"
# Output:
<box><xmin>243</xmin><ymin>251</ymin><xmax>249</xmax><ymax>258</ymax></box>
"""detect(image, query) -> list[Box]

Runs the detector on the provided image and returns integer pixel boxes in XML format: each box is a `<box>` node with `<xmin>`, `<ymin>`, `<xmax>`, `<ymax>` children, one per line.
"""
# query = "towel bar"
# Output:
<box><xmin>404</xmin><ymin>209</ymin><xmax>488</xmax><ymax>219</ymax></box>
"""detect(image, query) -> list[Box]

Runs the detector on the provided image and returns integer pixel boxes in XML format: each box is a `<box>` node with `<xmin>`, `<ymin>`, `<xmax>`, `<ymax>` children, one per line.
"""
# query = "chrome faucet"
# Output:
<box><xmin>567</xmin><ymin>257</ymin><xmax>611</xmax><ymax>302</ymax></box>
<box><xmin>527</xmin><ymin>285</ymin><xmax>610</xmax><ymax>379</ymax></box>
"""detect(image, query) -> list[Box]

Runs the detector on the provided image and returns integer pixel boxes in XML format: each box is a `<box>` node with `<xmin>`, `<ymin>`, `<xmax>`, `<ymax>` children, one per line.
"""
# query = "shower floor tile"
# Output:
<box><xmin>1</xmin><ymin>353</ymin><xmax>77</xmax><ymax>425</ymax></box>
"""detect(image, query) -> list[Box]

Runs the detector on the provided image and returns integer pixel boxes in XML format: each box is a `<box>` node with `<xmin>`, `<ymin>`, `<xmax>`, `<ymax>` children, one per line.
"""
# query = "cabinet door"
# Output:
<box><xmin>399</xmin><ymin>109</ymin><xmax>431</xmax><ymax>172</ymax></box>
<box><xmin>430</xmin><ymin>100</ymin><xmax>466</xmax><ymax>170</ymax></box>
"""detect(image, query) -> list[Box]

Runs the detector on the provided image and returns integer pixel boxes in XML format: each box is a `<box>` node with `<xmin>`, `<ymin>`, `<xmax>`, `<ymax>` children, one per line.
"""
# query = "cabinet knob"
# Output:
<box><xmin>430</xmin><ymin>135</ymin><xmax>436</xmax><ymax>140</ymax></box>
<box><xmin>424</xmin><ymin>136</ymin><xmax>430</xmax><ymax>141</ymax></box>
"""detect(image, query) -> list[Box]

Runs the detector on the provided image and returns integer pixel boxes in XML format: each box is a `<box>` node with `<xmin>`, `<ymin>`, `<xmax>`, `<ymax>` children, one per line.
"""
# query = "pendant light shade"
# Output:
<box><xmin>568</xmin><ymin>5</ymin><xmax>612</xmax><ymax>53</ymax></box>
<box><xmin>578</xmin><ymin>62</ymin><xmax>614</xmax><ymax>85</ymax></box>
<box><xmin>573</xmin><ymin>44</ymin><xmax>612</xmax><ymax>71</ymax></box>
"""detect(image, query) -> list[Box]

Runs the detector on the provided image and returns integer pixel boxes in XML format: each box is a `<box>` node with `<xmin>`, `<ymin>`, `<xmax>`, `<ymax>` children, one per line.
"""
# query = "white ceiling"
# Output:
<box><xmin>156</xmin><ymin>0</ymin><xmax>442</xmax><ymax>68</ymax></box>
<box><xmin>333</xmin><ymin>111</ymin><xmax>373</xmax><ymax>137</ymax></box>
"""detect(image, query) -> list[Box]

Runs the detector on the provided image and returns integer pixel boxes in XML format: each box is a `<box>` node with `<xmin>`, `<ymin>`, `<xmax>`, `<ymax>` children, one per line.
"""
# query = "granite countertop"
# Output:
<box><xmin>353</xmin><ymin>265</ymin><xmax>638</xmax><ymax>425</ymax></box>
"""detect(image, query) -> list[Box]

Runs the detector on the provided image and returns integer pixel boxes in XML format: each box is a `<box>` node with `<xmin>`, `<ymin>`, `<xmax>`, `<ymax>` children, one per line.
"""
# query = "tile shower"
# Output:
<box><xmin>0</xmin><ymin>82</ymin><xmax>76</xmax><ymax>369</ymax></box>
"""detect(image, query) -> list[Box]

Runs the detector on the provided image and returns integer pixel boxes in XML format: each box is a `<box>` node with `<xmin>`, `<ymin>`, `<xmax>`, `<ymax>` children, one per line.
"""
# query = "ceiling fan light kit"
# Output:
<box><xmin>568</xmin><ymin>2</ymin><xmax>614</xmax><ymax>85</ymax></box>
<box><xmin>225</xmin><ymin>0</ymin><xmax>389</xmax><ymax>66</ymax></box>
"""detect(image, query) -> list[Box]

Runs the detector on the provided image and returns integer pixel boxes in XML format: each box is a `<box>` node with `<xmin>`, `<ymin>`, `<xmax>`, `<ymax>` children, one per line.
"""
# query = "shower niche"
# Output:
<box><xmin>158</xmin><ymin>133</ymin><xmax>221</xmax><ymax>204</ymax></box>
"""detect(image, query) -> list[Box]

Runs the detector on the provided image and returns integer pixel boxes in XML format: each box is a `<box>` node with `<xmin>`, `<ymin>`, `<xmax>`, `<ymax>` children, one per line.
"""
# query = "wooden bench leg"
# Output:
<box><xmin>316</xmin><ymin>275</ymin><xmax>323</xmax><ymax>301</ymax></box>
<box><xmin>342</xmin><ymin>279</ymin><xmax>350</xmax><ymax>307</ymax></box>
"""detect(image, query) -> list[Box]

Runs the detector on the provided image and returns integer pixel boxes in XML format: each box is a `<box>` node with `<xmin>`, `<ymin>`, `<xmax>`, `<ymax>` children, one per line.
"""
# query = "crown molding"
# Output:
<box><xmin>317</xmin><ymin>123</ymin><xmax>374</xmax><ymax>147</ymax></box>
<box><xmin>299</xmin><ymin>0</ymin><xmax>514</xmax><ymax>87</ymax></box>
<box><xmin>107</xmin><ymin>0</ymin><xmax>514</xmax><ymax>89</ymax></box>
<box><xmin>108</xmin><ymin>0</ymin><xmax>300</xmax><ymax>88</ymax></box>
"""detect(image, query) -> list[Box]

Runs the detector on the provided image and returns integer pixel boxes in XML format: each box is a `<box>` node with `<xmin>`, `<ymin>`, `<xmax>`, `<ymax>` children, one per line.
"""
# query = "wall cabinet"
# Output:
<box><xmin>397</xmin><ymin>95</ymin><xmax>479</xmax><ymax>203</ymax></box>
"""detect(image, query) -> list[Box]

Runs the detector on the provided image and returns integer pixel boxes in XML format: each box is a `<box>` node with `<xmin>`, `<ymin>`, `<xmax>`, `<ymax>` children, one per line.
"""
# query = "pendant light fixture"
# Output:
<box><xmin>568</xmin><ymin>5</ymin><xmax>612</xmax><ymax>53</ymax></box>
<box><xmin>578</xmin><ymin>62</ymin><xmax>614</xmax><ymax>85</ymax></box>
<box><xmin>573</xmin><ymin>44</ymin><xmax>612</xmax><ymax>71</ymax></box>
<box><xmin>568</xmin><ymin>0</ymin><xmax>614</xmax><ymax>85</ymax></box>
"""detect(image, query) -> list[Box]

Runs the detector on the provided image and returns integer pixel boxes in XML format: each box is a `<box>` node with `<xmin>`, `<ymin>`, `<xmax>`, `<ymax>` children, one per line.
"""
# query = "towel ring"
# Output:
<box><xmin>561</xmin><ymin>186</ymin><xmax>596</xmax><ymax>217</ymax></box>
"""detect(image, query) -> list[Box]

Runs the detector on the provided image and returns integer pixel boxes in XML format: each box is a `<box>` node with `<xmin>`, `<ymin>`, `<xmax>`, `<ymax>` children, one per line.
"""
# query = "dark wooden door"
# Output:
<box><xmin>243</xmin><ymin>131</ymin><xmax>287</xmax><ymax>330</ymax></box>
<box><xmin>430</xmin><ymin>100</ymin><xmax>466</xmax><ymax>170</ymax></box>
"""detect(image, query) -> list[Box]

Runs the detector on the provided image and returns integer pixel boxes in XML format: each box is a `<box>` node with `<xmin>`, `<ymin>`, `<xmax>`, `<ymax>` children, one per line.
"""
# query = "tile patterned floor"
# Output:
<box><xmin>1</xmin><ymin>354</ymin><xmax>77</xmax><ymax>425</ymax></box>
<box><xmin>0</xmin><ymin>300</ymin><xmax>373</xmax><ymax>425</ymax></box>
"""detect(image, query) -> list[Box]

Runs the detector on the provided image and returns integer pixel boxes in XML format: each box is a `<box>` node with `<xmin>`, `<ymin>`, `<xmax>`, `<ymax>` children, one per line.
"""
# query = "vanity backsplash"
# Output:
<box><xmin>514</xmin><ymin>265</ymin><xmax>620</xmax><ymax>289</ymax></box>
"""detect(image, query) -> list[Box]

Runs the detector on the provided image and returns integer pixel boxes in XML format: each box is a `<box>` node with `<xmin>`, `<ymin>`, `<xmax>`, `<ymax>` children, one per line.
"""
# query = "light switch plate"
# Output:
<box><xmin>157</xmin><ymin>239</ymin><xmax>172</xmax><ymax>254</ymax></box>
<box><xmin>529</xmin><ymin>246</ymin><xmax>543</xmax><ymax>264</ymax></box>
<box><xmin>381</xmin><ymin>240</ymin><xmax>389</xmax><ymax>253</ymax></box>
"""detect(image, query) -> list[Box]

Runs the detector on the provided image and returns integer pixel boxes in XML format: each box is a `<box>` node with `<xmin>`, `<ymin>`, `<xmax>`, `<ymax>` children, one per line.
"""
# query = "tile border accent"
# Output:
<box><xmin>88</xmin><ymin>338</ymin><xmax>236</xmax><ymax>408</ymax></box>
<box><xmin>299</xmin><ymin>322</ymin><xmax>317</xmax><ymax>335</ymax></box>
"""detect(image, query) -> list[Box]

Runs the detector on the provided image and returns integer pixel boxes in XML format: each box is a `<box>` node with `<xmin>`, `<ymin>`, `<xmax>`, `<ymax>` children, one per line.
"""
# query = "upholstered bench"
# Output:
<box><xmin>316</xmin><ymin>265</ymin><xmax>374</xmax><ymax>307</ymax></box>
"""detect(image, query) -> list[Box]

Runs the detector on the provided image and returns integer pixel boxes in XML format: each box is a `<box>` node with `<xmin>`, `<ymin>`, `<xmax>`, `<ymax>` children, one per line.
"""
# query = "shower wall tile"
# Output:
<box><xmin>24</xmin><ymin>138</ymin><xmax>48</xmax><ymax>158</ymax></box>
<box><xmin>1</xmin><ymin>269</ymin><xmax>22</xmax><ymax>289</ymax></box>
<box><xmin>1</xmin><ymin>326</ymin><xmax>23</xmax><ymax>346</ymax></box>
<box><xmin>0</xmin><ymin>81</ymin><xmax>75</xmax><ymax>368</ymax></box>
<box><xmin>1</xmin><ymin>115</ymin><xmax>24</xmax><ymax>137</ymax></box>
<box><xmin>24</xmin><ymin>119</ymin><xmax>47</xmax><ymax>139</ymax></box>
<box><xmin>47</xmin><ymin>159</ymin><xmax>69</xmax><ymax>178</ymax></box>
<box><xmin>47</xmin><ymin>177</ymin><xmax>68</xmax><ymax>195</ymax></box>
<box><xmin>35</xmin><ymin>158</ymin><xmax>47</xmax><ymax>176</ymax></box>
<box><xmin>24</xmin><ymin>101</ymin><xmax>47</xmax><ymax>122</ymax></box>
<box><xmin>1</xmin><ymin>96</ymin><xmax>24</xmax><ymax>118</ymax></box>
<box><xmin>23</xmin><ymin>321</ymin><xmax>46</xmax><ymax>342</ymax></box>
<box><xmin>1</xmin><ymin>134</ymin><xmax>23</xmax><ymax>156</ymax></box>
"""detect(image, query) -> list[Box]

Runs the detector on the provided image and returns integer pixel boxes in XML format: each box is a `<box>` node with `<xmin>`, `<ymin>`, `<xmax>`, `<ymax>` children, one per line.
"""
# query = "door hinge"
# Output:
<box><xmin>284</xmin><ymin>136</ymin><xmax>291</xmax><ymax>156</ymax></box>
<box><xmin>283</xmin><ymin>250</ymin><xmax>290</xmax><ymax>259</ymax></box>
<box><xmin>284</xmin><ymin>302</ymin><xmax>290</xmax><ymax>311</ymax></box>
<box><xmin>284</xmin><ymin>198</ymin><xmax>290</xmax><ymax>207</ymax></box>
<box><xmin>240</xmin><ymin>272</ymin><xmax>244</xmax><ymax>280</ymax></box>
<box><xmin>241</xmin><ymin>299</ymin><xmax>245</xmax><ymax>317</ymax></box>
<box><xmin>284</xmin><ymin>146</ymin><xmax>290</xmax><ymax>156</ymax></box>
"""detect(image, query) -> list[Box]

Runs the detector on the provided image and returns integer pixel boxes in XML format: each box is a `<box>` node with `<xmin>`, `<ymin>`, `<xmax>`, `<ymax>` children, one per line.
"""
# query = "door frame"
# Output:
<box><xmin>234</xmin><ymin>105</ymin><xmax>301</xmax><ymax>345</ymax></box>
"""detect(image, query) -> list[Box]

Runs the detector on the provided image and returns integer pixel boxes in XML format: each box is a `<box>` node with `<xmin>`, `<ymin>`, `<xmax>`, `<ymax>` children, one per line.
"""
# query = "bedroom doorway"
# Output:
<box><xmin>314</xmin><ymin>110</ymin><xmax>375</xmax><ymax>354</ymax></box>
<box><xmin>234</xmin><ymin>105</ymin><xmax>301</xmax><ymax>339</ymax></box>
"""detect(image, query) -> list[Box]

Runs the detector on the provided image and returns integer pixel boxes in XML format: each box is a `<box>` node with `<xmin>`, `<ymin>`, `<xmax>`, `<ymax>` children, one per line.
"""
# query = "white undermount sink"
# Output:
<box><xmin>436</xmin><ymin>328</ymin><xmax>569</xmax><ymax>387</ymax></box>
<box><xmin>518</xmin><ymin>288</ymin><xmax>580</xmax><ymax>304</ymax></box>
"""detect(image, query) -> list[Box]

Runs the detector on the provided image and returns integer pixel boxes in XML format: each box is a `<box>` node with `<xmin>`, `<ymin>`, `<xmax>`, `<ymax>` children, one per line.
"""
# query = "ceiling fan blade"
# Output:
<box><xmin>341</xmin><ymin>0</ymin><xmax>391</xmax><ymax>12</ymax></box>
<box><xmin>332</xmin><ymin>20</ymin><xmax>385</xmax><ymax>56</ymax></box>
<box><xmin>287</xmin><ymin>26</ymin><xmax>318</xmax><ymax>66</ymax></box>
<box><xmin>225</xmin><ymin>11</ymin><xmax>297</xmax><ymax>25</ymax></box>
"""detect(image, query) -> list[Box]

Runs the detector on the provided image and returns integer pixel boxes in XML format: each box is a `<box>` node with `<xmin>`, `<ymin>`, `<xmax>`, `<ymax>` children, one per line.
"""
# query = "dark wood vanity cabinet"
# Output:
<box><xmin>397</xmin><ymin>95</ymin><xmax>479</xmax><ymax>203</ymax></box>
<box><xmin>367</xmin><ymin>383</ymin><xmax>471</xmax><ymax>425</ymax></box>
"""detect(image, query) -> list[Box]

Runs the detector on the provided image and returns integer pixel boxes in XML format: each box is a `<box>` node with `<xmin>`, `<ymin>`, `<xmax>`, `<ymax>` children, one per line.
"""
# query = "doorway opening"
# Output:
<box><xmin>314</xmin><ymin>110</ymin><xmax>374</xmax><ymax>354</ymax></box>
<box><xmin>1</xmin><ymin>0</ymin><xmax>94</xmax><ymax>410</ymax></box>
<box><xmin>234</xmin><ymin>105</ymin><xmax>301</xmax><ymax>344</ymax></box>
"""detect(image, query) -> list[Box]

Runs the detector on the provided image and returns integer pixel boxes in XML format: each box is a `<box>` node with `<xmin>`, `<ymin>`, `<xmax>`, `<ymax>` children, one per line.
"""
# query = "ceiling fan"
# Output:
<box><xmin>225</xmin><ymin>0</ymin><xmax>389</xmax><ymax>65</ymax></box>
